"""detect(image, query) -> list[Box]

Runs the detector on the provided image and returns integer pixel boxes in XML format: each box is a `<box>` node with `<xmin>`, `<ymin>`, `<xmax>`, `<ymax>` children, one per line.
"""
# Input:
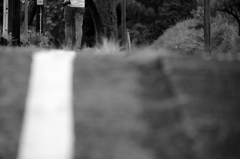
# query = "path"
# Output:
<box><xmin>17</xmin><ymin>50</ymin><xmax>76</xmax><ymax>159</ymax></box>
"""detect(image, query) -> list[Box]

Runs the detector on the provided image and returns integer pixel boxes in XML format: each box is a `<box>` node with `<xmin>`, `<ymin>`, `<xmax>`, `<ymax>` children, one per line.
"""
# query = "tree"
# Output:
<box><xmin>125</xmin><ymin>0</ymin><xmax>197</xmax><ymax>45</ymax></box>
<box><xmin>9</xmin><ymin>0</ymin><xmax>21</xmax><ymax>45</ymax></box>
<box><xmin>94</xmin><ymin>0</ymin><xmax>118</xmax><ymax>39</ymax></box>
<box><xmin>214</xmin><ymin>0</ymin><xmax>240</xmax><ymax>36</ymax></box>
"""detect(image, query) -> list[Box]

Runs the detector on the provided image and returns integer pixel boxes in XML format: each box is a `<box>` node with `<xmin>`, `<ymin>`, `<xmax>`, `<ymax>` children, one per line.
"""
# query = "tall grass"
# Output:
<box><xmin>92</xmin><ymin>39</ymin><xmax>123</xmax><ymax>55</ymax></box>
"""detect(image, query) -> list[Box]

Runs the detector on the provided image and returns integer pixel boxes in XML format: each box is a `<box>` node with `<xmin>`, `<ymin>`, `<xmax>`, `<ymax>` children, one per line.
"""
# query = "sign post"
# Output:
<box><xmin>3</xmin><ymin>0</ymin><xmax>9</xmax><ymax>39</ymax></box>
<box><xmin>37</xmin><ymin>0</ymin><xmax>44</xmax><ymax>33</ymax></box>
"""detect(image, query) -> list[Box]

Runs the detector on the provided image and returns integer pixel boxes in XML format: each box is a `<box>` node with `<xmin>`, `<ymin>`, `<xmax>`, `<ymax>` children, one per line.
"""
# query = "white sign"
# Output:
<box><xmin>37</xmin><ymin>0</ymin><xmax>44</xmax><ymax>5</ymax></box>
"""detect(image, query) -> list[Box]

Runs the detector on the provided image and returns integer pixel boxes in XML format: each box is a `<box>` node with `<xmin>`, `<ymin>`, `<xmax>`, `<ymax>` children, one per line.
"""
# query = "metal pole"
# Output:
<box><xmin>40</xmin><ymin>7</ymin><xmax>42</xmax><ymax>33</ymax></box>
<box><xmin>3</xmin><ymin>0</ymin><xmax>9</xmax><ymax>39</ymax></box>
<box><xmin>204</xmin><ymin>0</ymin><xmax>211</xmax><ymax>54</ymax></box>
<box><xmin>37</xmin><ymin>0</ymin><xmax>44</xmax><ymax>33</ymax></box>
<box><xmin>127</xmin><ymin>29</ymin><xmax>131</xmax><ymax>51</ymax></box>
<box><xmin>24</xmin><ymin>0</ymin><xmax>28</xmax><ymax>36</ymax></box>
<box><xmin>121</xmin><ymin>0</ymin><xmax>127</xmax><ymax>49</ymax></box>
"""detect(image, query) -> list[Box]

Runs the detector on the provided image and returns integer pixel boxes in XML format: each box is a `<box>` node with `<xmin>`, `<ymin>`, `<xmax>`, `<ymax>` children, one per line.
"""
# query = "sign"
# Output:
<box><xmin>37</xmin><ymin>0</ymin><xmax>44</xmax><ymax>5</ymax></box>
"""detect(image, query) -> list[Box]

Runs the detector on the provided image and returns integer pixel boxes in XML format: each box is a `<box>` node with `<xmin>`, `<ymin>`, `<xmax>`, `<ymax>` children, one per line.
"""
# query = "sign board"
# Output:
<box><xmin>37</xmin><ymin>0</ymin><xmax>44</xmax><ymax>5</ymax></box>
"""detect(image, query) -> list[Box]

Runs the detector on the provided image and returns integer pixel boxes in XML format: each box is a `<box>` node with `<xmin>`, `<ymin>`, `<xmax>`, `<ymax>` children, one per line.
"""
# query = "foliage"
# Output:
<box><xmin>212</xmin><ymin>0</ymin><xmax>240</xmax><ymax>17</ymax></box>
<box><xmin>152</xmin><ymin>19</ymin><xmax>204</xmax><ymax>55</ymax></box>
<box><xmin>212</xmin><ymin>0</ymin><xmax>240</xmax><ymax>36</ymax></box>
<box><xmin>152</xmin><ymin>7</ymin><xmax>240</xmax><ymax>55</ymax></box>
<box><xmin>192</xmin><ymin>5</ymin><xmax>239</xmax><ymax>54</ymax></box>
<box><xmin>126</xmin><ymin>0</ymin><xmax>197</xmax><ymax>45</ymax></box>
<box><xmin>211</xmin><ymin>15</ymin><xmax>239</xmax><ymax>54</ymax></box>
<box><xmin>20</xmin><ymin>27</ymin><xmax>52</xmax><ymax>48</ymax></box>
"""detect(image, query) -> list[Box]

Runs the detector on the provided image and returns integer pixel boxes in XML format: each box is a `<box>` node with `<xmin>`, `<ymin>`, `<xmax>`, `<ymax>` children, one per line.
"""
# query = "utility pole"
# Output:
<box><xmin>3</xmin><ymin>0</ymin><xmax>9</xmax><ymax>39</ymax></box>
<box><xmin>24</xmin><ymin>0</ymin><xmax>28</xmax><ymax>36</ymax></box>
<box><xmin>204</xmin><ymin>0</ymin><xmax>211</xmax><ymax>54</ymax></box>
<box><xmin>121</xmin><ymin>0</ymin><xmax>127</xmax><ymax>49</ymax></box>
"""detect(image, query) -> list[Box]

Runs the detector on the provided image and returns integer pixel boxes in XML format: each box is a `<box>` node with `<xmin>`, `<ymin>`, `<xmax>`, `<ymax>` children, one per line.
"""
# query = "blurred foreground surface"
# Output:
<box><xmin>0</xmin><ymin>47</ymin><xmax>240</xmax><ymax>159</ymax></box>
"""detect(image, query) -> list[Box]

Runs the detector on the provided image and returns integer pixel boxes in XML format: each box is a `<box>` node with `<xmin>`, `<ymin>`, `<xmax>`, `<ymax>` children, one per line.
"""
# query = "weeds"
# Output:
<box><xmin>93</xmin><ymin>39</ymin><xmax>123</xmax><ymax>55</ymax></box>
<box><xmin>20</xmin><ymin>28</ymin><xmax>52</xmax><ymax>48</ymax></box>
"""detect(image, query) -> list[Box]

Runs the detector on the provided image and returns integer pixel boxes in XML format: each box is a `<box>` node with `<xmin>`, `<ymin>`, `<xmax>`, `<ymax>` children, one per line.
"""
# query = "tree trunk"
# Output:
<box><xmin>86</xmin><ymin>0</ymin><xmax>103</xmax><ymax>42</ymax></box>
<box><xmin>9</xmin><ymin>0</ymin><xmax>21</xmax><ymax>46</ymax></box>
<box><xmin>28</xmin><ymin>0</ymin><xmax>37</xmax><ymax>26</ymax></box>
<box><xmin>94</xmin><ymin>0</ymin><xmax>118</xmax><ymax>39</ymax></box>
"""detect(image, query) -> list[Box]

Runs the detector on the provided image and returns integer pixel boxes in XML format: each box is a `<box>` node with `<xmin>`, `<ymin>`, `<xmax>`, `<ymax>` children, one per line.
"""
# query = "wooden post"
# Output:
<box><xmin>24</xmin><ymin>0</ymin><xmax>28</xmax><ymax>36</ymax></box>
<box><xmin>3</xmin><ymin>0</ymin><xmax>9</xmax><ymax>39</ymax></box>
<box><xmin>121</xmin><ymin>0</ymin><xmax>127</xmax><ymax>49</ymax></box>
<box><xmin>204</xmin><ymin>0</ymin><xmax>211</xmax><ymax>54</ymax></box>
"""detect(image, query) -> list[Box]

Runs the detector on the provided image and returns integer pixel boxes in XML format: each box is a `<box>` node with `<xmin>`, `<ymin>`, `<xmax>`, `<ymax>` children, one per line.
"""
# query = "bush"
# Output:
<box><xmin>233</xmin><ymin>36</ymin><xmax>240</xmax><ymax>54</ymax></box>
<box><xmin>211</xmin><ymin>16</ymin><xmax>239</xmax><ymax>55</ymax></box>
<box><xmin>20</xmin><ymin>27</ymin><xmax>53</xmax><ymax>48</ymax></box>
<box><xmin>152</xmin><ymin>12</ymin><xmax>239</xmax><ymax>56</ymax></box>
<box><xmin>152</xmin><ymin>19</ymin><xmax>204</xmax><ymax>55</ymax></box>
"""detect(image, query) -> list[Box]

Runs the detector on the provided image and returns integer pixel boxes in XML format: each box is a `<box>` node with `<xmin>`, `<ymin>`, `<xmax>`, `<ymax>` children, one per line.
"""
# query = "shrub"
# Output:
<box><xmin>20</xmin><ymin>28</ymin><xmax>52</xmax><ymax>48</ymax></box>
<box><xmin>233</xmin><ymin>36</ymin><xmax>240</xmax><ymax>54</ymax></box>
<box><xmin>152</xmin><ymin>19</ymin><xmax>204</xmax><ymax>55</ymax></box>
<box><xmin>152</xmin><ymin>13</ymin><xmax>239</xmax><ymax>56</ymax></box>
<box><xmin>211</xmin><ymin>16</ymin><xmax>239</xmax><ymax>55</ymax></box>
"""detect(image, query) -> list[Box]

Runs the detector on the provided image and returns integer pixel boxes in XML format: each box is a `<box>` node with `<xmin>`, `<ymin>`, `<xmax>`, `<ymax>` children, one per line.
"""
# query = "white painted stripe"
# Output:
<box><xmin>17</xmin><ymin>50</ymin><xmax>76</xmax><ymax>159</ymax></box>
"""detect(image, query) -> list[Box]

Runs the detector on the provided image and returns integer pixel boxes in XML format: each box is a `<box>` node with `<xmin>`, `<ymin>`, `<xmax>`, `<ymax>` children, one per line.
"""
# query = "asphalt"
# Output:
<box><xmin>0</xmin><ymin>47</ymin><xmax>240</xmax><ymax>159</ymax></box>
